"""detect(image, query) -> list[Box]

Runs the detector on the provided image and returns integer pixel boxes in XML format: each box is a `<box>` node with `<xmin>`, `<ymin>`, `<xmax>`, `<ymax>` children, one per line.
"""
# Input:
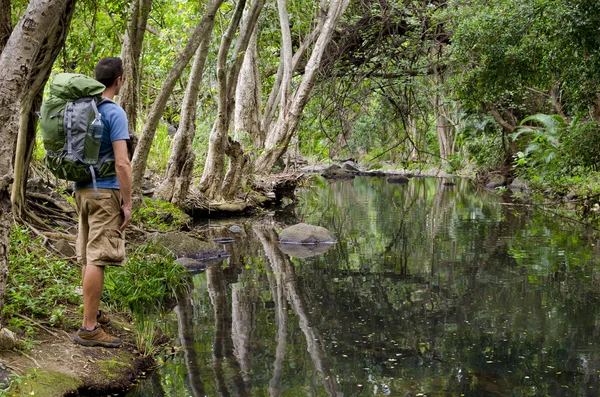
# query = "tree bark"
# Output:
<box><xmin>255</xmin><ymin>0</ymin><xmax>350</xmax><ymax>173</ymax></box>
<box><xmin>130</xmin><ymin>0</ymin><xmax>224</xmax><ymax>195</ymax></box>
<box><xmin>0</xmin><ymin>0</ymin><xmax>11</xmax><ymax>54</ymax></box>
<box><xmin>156</xmin><ymin>19</ymin><xmax>215</xmax><ymax>205</ymax></box>
<box><xmin>12</xmin><ymin>0</ymin><xmax>76</xmax><ymax>227</ymax></box>
<box><xmin>234</xmin><ymin>29</ymin><xmax>262</xmax><ymax>148</ymax></box>
<box><xmin>119</xmin><ymin>0</ymin><xmax>153</xmax><ymax>144</ymax></box>
<box><xmin>199</xmin><ymin>0</ymin><xmax>264</xmax><ymax>200</ymax></box>
<box><xmin>0</xmin><ymin>0</ymin><xmax>75</xmax><ymax>323</ymax></box>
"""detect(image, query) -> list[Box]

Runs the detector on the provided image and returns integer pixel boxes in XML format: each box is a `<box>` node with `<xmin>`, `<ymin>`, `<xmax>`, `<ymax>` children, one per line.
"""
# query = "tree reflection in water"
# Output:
<box><xmin>128</xmin><ymin>177</ymin><xmax>600</xmax><ymax>396</ymax></box>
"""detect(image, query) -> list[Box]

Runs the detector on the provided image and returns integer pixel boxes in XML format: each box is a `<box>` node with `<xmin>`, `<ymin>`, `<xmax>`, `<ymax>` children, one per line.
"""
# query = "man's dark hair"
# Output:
<box><xmin>95</xmin><ymin>57</ymin><xmax>123</xmax><ymax>88</ymax></box>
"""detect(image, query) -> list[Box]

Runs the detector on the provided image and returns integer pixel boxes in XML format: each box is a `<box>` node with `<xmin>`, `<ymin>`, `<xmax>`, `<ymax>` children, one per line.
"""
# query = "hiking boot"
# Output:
<box><xmin>97</xmin><ymin>310</ymin><xmax>111</xmax><ymax>326</ymax></box>
<box><xmin>73</xmin><ymin>324</ymin><xmax>121</xmax><ymax>348</ymax></box>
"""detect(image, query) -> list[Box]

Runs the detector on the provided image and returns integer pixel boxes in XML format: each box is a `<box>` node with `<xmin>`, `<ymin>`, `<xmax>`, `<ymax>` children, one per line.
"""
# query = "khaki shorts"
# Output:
<box><xmin>75</xmin><ymin>188</ymin><xmax>126</xmax><ymax>266</ymax></box>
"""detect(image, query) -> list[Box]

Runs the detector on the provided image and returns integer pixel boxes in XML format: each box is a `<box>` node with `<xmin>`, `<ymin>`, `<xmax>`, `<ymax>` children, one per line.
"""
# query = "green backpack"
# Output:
<box><xmin>40</xmin><ymin>73</ymin><xmax>117</xmax><ymax>188</ymax></box>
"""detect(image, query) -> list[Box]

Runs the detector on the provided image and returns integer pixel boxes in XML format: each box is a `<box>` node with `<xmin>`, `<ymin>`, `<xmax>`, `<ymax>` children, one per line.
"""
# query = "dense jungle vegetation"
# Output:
<box><xmin>1</xmin><ymin>0</ymin><xmax>600</xmax><ymax>380</ymax></box>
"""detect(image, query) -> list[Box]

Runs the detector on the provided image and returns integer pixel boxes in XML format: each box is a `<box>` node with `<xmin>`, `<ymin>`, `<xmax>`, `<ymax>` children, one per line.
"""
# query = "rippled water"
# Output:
<box><xmin>126</xmin><ymin>177</ymin><xmax>600</xmax><ymax>396</ymax></box>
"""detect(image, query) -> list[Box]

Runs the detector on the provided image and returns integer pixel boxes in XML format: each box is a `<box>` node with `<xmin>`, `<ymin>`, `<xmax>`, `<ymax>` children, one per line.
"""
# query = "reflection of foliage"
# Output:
<box><xmin>143</xmin><ymin>178</ymin><xmax>600</xmax><ymax>396</ymax></box>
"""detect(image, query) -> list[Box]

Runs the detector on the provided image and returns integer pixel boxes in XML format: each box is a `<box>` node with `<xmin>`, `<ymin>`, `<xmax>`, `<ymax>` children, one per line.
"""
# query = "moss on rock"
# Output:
<box><xmin>8</xmin><ymin>369</ymin><xmax>82</xmax><ymax>397</ymax></box>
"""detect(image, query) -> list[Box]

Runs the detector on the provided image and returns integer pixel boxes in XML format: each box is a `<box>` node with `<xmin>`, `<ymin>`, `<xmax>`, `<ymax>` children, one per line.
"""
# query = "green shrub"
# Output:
<box><xmin>103</xmin><ymin>243</ymin><xmax>188</xmax><ymax>312</ymax></box>
<box><xmin>147</xmin><ymin>123</ymin><xmax>173</xmax><ymax>173</ymax></box>
<box><xmin>4</xmin><ymin>227</ymin><xmax>80</xmax><ymax>332</ymax></box>
<box><xmin>132</xmin><ymin>197</ymin><xmax>190</xmax><ymax>231</ymax></box>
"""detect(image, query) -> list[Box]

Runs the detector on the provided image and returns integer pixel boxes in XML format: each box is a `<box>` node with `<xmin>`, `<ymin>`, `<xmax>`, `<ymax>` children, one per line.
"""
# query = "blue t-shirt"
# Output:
<box><xmin>75</xmin><ymin>99</ymin><xmax>129</xmax><ymax>190</ymax></box>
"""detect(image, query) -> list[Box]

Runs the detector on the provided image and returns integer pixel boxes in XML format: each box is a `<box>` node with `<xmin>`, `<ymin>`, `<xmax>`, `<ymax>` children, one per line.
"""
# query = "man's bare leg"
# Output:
<box><xmin>82</xmin><ymin>264</ymin><xmax>104</xmax><ymax>330</ymax></box>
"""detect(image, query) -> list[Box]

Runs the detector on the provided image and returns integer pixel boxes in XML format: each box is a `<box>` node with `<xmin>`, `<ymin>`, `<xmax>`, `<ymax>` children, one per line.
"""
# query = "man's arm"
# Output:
<box><xmin>113</xmin><ymin>139</ymin><xmax>132</xmax><ymax>231</ymax></box>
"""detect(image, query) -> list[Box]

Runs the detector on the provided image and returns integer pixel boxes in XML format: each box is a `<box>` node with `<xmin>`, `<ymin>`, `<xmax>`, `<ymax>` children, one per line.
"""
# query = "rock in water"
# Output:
<box><xmin>279</xmin><ymin>223</ymin><xmax>336</xmax><ymax>245</ymax></box>
<box><xmin>387</xmin><ymin>176</ymin><xmax>409</xmax><ymax>184</ymax></box>
<box><xmin>342</xmin><ymin>161</ymin><xmax>360</xmax><ymax>172</ymax></box>
<box><xmin>279</xmin><ymin>243</ymin><xmax>334</xmax><ymax>258</ymax></box>
<box><xmin>151</xmin><ymin>232</ymin><xmax>230</xmax><ymax>261</ymax></box>
<box><xmin>485</xmin><ymin>174</ymin><xmax>506</xmax><ymax>189</ymax></box>
<box><xmin>321</xmin><ymin>165</ymin><xmax>355</xmax><ymax>179</ymax></box>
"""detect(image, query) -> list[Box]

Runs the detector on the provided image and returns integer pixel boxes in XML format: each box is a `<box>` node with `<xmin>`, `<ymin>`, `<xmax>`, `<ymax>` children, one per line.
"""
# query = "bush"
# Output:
<box><xmin>5</xmin><ymin>227</ymin><xmax>80</xmax><ymax>331</ymax></box>
<box><xmin>132</xmin><ymin>197</ymin><xmax>190</xmax><ymax>231</ymax></box>
<box><xmin>103</xmin><ymin>243</ymin><xmax>188</xmax><ymax>312</ymax></box>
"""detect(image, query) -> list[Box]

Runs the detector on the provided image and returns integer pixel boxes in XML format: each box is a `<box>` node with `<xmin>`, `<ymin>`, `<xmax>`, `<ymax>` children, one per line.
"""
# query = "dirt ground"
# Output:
<box><xmin>0</xmin><ymin>317</ymin><xmax>153</xmax><ymax>397</ymax></box>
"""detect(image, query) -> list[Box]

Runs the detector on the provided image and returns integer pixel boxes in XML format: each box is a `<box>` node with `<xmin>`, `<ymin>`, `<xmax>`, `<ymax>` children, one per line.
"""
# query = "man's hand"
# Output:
<box><xmin>120</xmin><ymin>204</ymin><xmax>132</xmax><ymax>231</ymax></box>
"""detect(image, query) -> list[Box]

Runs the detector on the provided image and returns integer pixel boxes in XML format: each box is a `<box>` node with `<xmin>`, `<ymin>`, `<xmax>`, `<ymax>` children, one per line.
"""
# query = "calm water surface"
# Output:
<box><xmin>127</xmin><ymin>177</ymin><xmax>600</xmax><ymax>396</ymax></box>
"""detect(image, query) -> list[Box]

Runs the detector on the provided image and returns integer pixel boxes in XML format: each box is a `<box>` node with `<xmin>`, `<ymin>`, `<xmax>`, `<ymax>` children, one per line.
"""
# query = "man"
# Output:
<box><xmin>73</xmin><ymin>57</ymin><xmax>132</xmax><ymax>348</ymax></box>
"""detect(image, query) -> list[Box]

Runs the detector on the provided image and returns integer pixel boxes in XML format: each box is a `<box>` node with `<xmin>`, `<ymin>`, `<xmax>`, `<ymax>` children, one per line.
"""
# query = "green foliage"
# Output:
<box><xmin>4</xmin><ymin>227</ymin><xmax>80</xmax><ymax>332</ymax></box>
<box><xmin>103</xmin><ymin>243</ymin><xmax>188</xmax><ymax>312</ymax></box>
<box><xmin>147</xmin><ymin>123</ymin><xmax>173</xmax><ymax>173</ymax></box>
<box><xmin>511</xmin><ymin>113</ymin><xmax>600</xmax><ymax>197</ymax></box>
<box><xmin>132</xmin><ymin>197</ymin><xmax>190</xmax><ymax>231</ymax></box>
<box><xmin>460</xmin><ymin>116</ymin><xmax>505</xmax><ymax>170</ymax></box>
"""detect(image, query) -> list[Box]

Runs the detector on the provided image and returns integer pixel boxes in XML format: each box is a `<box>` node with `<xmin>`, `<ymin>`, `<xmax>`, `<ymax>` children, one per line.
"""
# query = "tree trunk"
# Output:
<box><xmin>255</xmin><ymin>0</ymin><xmax>350</xmax><ymax>173</ymax></box>
<box><xmin>0</xmin><ymin>0</ymin><xmax>11</xmax><ymax>54</ymax></box>
<box><xmin>130</xmin><ymin>0</ymin><xmax>224</xmax><ymax>195</ymax></box>
<box><xmin>156</xmin><ymin>21</ymin><xmax>215</xmax><ymax>205</ymax></box>
<box><xmin>261</xmin><ymin>0</ymin><xmax>327</xmax><ymax>136</ymax></box>
<box><xmin>234</xmin><ymin>29</ymin><xmax>262</xmax><ymax>148</ymax></box>
<box><xmin>199</xmin><ymin>0</ymin><xmax>264</xmax><ymax>200</ymax></box>
<box><xmin>0</xmin><ymin>0</ymin><xmax>75</xmax><ymax>324</ymax></box>
<box><xmin>12</xmin><ymin>0</ymin><xmax>77</xmax><ymax>228</ymax></box>
<box><xmin>119</xmin><ymin>0</ymin><xmax>153</xmax><ymax>145</ymax></box>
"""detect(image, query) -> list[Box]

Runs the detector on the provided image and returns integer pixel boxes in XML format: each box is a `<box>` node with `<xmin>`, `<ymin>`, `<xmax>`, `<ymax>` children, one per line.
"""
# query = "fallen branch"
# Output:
<box><xmin>14</xmin><ymin>314</ymin><xmax>60</xmax><ymax>338</ymax></box>
<box><xmin>27</xmin><ymin>192</ymin><xmax>76</xmax><ymax>213</ymax></box>
<box><xmin>42</xmin><ymin>232</ymin><xmax>77</xmax><ymax>241</ymax></box>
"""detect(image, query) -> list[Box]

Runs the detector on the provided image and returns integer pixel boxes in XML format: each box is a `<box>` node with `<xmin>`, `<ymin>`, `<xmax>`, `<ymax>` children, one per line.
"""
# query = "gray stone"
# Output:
<box><xmin>279</xmin><ymin>243</ymin><xmax>334</xmax><ymax>258</ymax></box>
<box><xmin>509</xmin><ymin>177</ymin><xmax>529</xmax><ymax>192</ymax></box>
<box><xmin>279</xmin><ymin>223</ymin><xmax>336</xmax><ymax>245</ymax></box>
<box><xmin>229</xmin><ymin>225</ymin><xmax>243</xmax><ymax>233</ymax></box>
<box><xmin>485</xmin><ymin>174</ymin><xmax>506</xmax><ymax>189</ymax></box>
<box><xmin>387</xmin><ymin>176</ymin><xmax>409</xmax><ymax>184</ymax></box>
<box><xmin>342</xmin><ymin>161</ymin><xmax>360</xmax><ymax>172</ymax></box>
<box><xmin>321</xmin><ymin>167</ymin><xmax>355</xmax><ymax>179</ymax></box>
<box><xmin>54</xmin><ymin>239</ymin><xmax>75</xmax><ymax>257</ymax></box>
<box><xmin>151</xmin><ymin>232</ymin><xmax>230</xmax><ymax>261</ymax></box>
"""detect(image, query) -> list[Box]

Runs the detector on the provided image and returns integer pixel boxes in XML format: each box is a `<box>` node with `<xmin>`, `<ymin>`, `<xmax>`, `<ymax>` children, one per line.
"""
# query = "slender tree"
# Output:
<box><xmin>155</xmin><ymin>2</ymin><xmax>218</xmax><ymax>205</ymax></box>
<box><xmin>254</xmin><ymin>0</ymin><xmax>350</xmax><ymax>173</ymax></box>
<box><xmin>119</xmin><ymin>0</ymin><xmax>153</xmax><ymax>144</ymax></box>
<box><xmin>0</xmin><ymin>0</ymin><xmax>77</xmax><ymax>325</ymax></box>
<box><xmin>130</xmin><ymin>0</ymin><xmax>225</xmax><ymax>194</ymax></box>
<box><xmin>198</xmin><ymin>0</ymin><xmax>264</xmax><ymax>200</ymax></box>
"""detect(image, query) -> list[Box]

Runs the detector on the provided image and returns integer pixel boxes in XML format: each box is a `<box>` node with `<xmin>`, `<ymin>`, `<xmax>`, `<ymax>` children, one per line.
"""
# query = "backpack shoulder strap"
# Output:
<box><xmin>97</xmin><ymin>97</ymin><xmax>116</xmax><ymax>107</ymax></box>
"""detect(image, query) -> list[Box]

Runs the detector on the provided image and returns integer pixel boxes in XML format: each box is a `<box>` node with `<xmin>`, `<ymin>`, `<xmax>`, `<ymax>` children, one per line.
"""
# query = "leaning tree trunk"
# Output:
<box><xmin>0</xmin><ymin>0</ymin><xmax>11</xmax><ymax>53</ymax></box>
<box><xmin>199</xmin><ymin>0</ymin><xmax>264</xmax><ymax>200</ymax></box>
<box><xmin>0</xmin><ymin>0</ymin><xmax>76</xmax><ymax>324</ymax></box>
<box><xmin>119</xmin><ymin>0</ymin><xmax>153</xmax><ymax>143</ymax></box>
<box><xmin>220</xmin><ymin>29</ymin><xmax>262</xmax><ymax>201</ymax></box>
<box><xmin>254</xmin><ymin>0</ymin><xmax>350</xmax><ymax>173</ymax></box>
<box><xmin>130</xmin><ymin>0</ymin><xmax>224</xmax><ymax>195</ymax></box>
<box><xmin>12</xmin><ymin>0</ymin><xmax>77</xmax><ymax>230</ymax></box>
<box><xmin>156</xmin><ymin>29</ymin><xmax>214</xmax><ymax>205</ymax></box>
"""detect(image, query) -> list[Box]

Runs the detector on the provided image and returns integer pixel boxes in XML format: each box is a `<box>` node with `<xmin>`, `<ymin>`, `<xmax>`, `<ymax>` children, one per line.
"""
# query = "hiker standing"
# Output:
<box><xmin>72</xmin><ymin>57</ymin><xmax>132</xmax><ymax>347</ymax></box>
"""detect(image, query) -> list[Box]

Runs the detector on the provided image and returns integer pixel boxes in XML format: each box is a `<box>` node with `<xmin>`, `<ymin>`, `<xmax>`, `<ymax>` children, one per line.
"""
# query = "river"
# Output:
<box><xmin>126</xmin><ymin>176</ymin><xmax>600</xmax><ymax>396</ymax></box>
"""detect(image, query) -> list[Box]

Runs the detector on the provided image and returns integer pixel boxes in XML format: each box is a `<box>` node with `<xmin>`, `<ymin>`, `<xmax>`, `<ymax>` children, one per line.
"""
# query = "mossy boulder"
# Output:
<box><xmin>151</xmin><ymin>232</ymin><xmax>230</xmax><ymax>261</ymax></box>
<box><xmin>279</xmin><ymin>223</ymin><xmax>336</xmax><ymax>245</ymax></box>
<box><xmin>321</xmin><ymin>167</ymin><xmax>355</xmax><ymax>179</ymax></box>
